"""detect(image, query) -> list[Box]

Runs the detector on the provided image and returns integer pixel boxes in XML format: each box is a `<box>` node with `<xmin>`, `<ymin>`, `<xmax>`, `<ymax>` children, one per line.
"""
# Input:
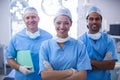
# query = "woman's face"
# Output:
<box><xmin>54</xmin><ymin>15</ymin><xmax>72</xmax><ymax>38</ymax></box>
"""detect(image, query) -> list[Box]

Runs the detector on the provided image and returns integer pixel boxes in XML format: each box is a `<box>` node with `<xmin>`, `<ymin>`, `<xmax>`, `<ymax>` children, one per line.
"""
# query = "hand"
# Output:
<box><xmin>43</xmin><ymin>61</ymin><xmax>53</xmax><ymax>70</ymax></box>
<box><xmin>91</xmin><ymin>64</ymin><xmax>98</xmax><ymax>70</ymax></box>
<box><xmin>104</xmin><ymin>52</ymin><xmax>112</xmax><ymax>60</ymax></box>
<box><xmin>19</xmin><ymin>66</ymin><xmax>34</xmax><ymax>75</ymax></box>
<box><xmin>70</xmin><ymin>68</ymin><xmax>77</xmax><ymax>74</ymax></box>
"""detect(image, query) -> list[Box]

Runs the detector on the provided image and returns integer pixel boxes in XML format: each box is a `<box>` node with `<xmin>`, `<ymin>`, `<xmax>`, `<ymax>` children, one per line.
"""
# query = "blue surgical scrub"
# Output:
<box><xmin>39</xmin><ymin>37</ymin><xmax>91</xmax><ymax>72</ymax></box>
<box><xmin>78</xmin><ymin>32</ymin><xmax>118</xmax><ymax>80</ymax></box>
<box><xmin>5</xmin><ymin>28</ymin><xmax>52</xmax><ymax>80</ymax></box>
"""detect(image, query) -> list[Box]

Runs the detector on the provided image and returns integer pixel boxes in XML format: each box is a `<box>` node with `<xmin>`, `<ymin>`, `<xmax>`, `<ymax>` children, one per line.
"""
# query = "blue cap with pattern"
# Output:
<box><xmin>86</xmin><ymin>6</ymin><xmax>102</xmax><ymax>18</ymax></box>
<box><xmin>23</xmin><ymin>7</ymin><xmax>38</xmax><ymax>17</ymax></box>
<box><xmin>54</xmin><ymin>7</ymin><xmax>72</xmax><ymax>20</ymax></box>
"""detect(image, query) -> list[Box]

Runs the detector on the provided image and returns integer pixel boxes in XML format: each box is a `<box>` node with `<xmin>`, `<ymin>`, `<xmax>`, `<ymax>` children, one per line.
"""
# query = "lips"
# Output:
<box><xmin>58</xmin><ymin>28</ymin><xmax>67</xmax><ymax>34</ymax></box>
<box><xmin>28</xmin><ymin>21</ymin><xmax>36</xmax><ymax>26</ymax></box>
<box><xmin>91</xmin><ymin>24</ymin><xmax>98</xmax><ymax>29</ymax></box>
<box><xmin>59</xmin><ymin>29</ymin><xmax>65</xmax><ymax>33</ymax></box>
<box><xmin>31</xmin><ymin>21</ymin><xmax>36</xmax><ymax>24</ymax></box>
<box><xmin>92</xmin><ymin>24</ymin><xmax>97</xmax><ymax>27</ymax></box>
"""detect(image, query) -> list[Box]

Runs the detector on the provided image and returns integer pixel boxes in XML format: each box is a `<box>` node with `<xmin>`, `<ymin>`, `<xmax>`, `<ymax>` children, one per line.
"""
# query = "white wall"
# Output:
<box><xmin>0</xmin><ymin>0</ymin><xmax>11</xmax><ymax>46</ymax></box>
<box><xmin>0</xmin><ymin>0</ymin><xmax>120</xmax><ymax>45</ymax></box>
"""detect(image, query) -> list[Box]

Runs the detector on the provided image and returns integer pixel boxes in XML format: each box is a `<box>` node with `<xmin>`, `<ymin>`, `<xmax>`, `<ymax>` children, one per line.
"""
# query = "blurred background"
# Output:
<box><xmin>0</xmin><ymin>0</ymin><xmax>120</xmax><ymax>80</ymax></box>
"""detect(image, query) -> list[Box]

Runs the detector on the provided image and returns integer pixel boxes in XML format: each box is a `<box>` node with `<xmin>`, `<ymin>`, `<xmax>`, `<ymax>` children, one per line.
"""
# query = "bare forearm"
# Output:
<box><xmin>41</xmin><ymin>69</ymin><xmax>73</xmax><ymax>80</ymax></box>
<box><xmin>7</xmin><ymin>58</ymin><xmax>20</xmax><ymax>70</ymax></box>
<box><xmin>91</xmin><ymin>60</ymin><xmax>116</xmax><ymax>70</ymax></box>
<box><xmin>64</xmin><ymin>70</ymin><xmax>87</xmax><ymax>80</ymax></box>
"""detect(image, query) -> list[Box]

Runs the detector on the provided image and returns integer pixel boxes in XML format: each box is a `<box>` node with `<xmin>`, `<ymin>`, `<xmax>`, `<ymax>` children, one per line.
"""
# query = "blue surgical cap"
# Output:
<box><xmin>23</xmin><ymin>7</ymin><xmax>38</xmax><ymax>17</ymax></box>
<box><xmin>86</xmin><ymin>6</ymin><xmax>102</xmax><ymax>18</ymax></box>
<box><xmin>54</xmin><ymin>7</ymin><xmax>72</xmax><ymax>20</ymax></box>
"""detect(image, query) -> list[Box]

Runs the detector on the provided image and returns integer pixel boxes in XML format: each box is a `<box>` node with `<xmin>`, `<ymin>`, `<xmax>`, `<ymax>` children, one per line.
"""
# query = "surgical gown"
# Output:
<box><xmin>5</xmin><ymin>28</ymin><xmax>52</xmax><ymax>80</ymax></box>
<box><xmin>78</xmin><ymin>32</ymin><xmax>118</xmax><ymax>80</ymax></box>
<box><xmin>39</xmin><ymin>37</ymin><xmax>91</xmax><ymax>73</ymax></box>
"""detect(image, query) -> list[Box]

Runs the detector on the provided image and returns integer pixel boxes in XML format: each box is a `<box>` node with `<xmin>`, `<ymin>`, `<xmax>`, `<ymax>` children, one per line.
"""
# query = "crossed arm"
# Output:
<box><xmin>40</xmin><ymin>69</ymin><xmax>86</xmax><ymax>80</ymax></box>
<box><xmin>40</xmin><ymin>61</ymin><xmax>87</xmax><ymax>80</ymax></box>
<box><xmin>91</xmin><ymin>59</ymin><xmax>116</xmax><ymax>70</ymax></box>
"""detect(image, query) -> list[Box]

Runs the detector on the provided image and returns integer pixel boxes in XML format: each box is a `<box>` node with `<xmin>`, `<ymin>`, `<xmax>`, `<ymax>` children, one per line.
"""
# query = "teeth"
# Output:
<box><xmin>93</xmin><ymin>25</ymin><xmax>96</xmax><ymax>26</ymax></box>
<box><xmin>59</xmin><ymin>29</ymin><xmax>65</xmax><ymax>33</ymax></box>
<box><xmin>60</xmin><ymin>30</ymin><xmax>64</xmax><ymax>33</ymax></box>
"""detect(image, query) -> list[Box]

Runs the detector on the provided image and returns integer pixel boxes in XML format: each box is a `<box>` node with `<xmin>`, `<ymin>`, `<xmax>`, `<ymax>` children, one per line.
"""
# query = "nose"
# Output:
<box><xmin>60</xmin><ymin>23</ymin><xmax>64</xmax><ymax>28</ymax></box>
<box><xmin>28</xmin><ymin>17</ymin><xmax>34</xmax><ymax>22</ymax></box>
<box><xmin>92</xmin><ymin>19</ymin><xmax>97</xmax><ymax>23</ymax></box>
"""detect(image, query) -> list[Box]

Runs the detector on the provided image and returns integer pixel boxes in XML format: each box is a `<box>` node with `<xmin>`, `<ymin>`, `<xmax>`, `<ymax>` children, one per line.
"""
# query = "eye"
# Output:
<box><xmin>88</xmin><ymin>18</ymin><xmax>94</xmax><ymax>21</ymax></box>
<box><xmin>31</xmin><ymin>16</ymin><xmax>36</xmax><ymax>19</ymax></box>
<box><xmin>64</xmin><ymin>22</ymin><xmax>69</xmax><ymax>25</ymax></box>
<box><xmin>88</xmin><ymin>17</ymin><xmax>101</xmax><ymax>21</ymax></box>
<box><xmin>56</xmin><ymin>21</ymin><xmax>61</xmax><ymax>25</ymax></box>
<box><xmin>95</xmin><ymin>18</ymin><xmax>100</xmax><ymax>21</ymax></box>
<box><xmin>25</xmin><ymin>17</ymin><xmax>30</xmax><ymax>20</ymax></box>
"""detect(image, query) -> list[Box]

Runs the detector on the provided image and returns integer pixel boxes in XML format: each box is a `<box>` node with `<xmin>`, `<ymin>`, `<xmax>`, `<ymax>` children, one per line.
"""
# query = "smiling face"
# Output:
<box><xmin>54</xmin><ymin>15</ymin><xmax>72</xmax><ymax>38</ymax></box>
<box><xmin>87</xmin><ymin>12</ymin><xmax>102</xmax><ymax>34</ymax></box>
<box><xmin>23</xmin><ymin>13</ymin><xmax>40</xmax><ymax>33</ymax></box>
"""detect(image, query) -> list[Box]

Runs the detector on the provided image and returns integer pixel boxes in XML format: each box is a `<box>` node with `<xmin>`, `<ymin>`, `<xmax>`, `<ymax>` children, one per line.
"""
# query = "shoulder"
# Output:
<box><xmin>7</xmin><ymin>29</ymin><xmax>27</xmax><ymax>47</ymax></box>
<box><xmin>11</xmin><ymin>29</ymin><xmax>26</xmax><ymax>40</ymax></box>
<box><xmin>77</xmin><ymin>32</ymin><xmax>87</xmax><ymax>43</ymax></box>
<box><xmin>101</xmin><ymin>32</ymin><xmax>114</xmax><ymax>40</ymax></box>
<box><xmin>40</xmin><ymin>29</ymin><xmax>52</xmax><ymax>36</ymax></box>
<box><xmin>42</xmin><ymin>39</ymin><xmax>52</xmax><ymax>44</ymax></box>
<box><xmin>40</xmin><ymin>39</ymin><xmax>54</xmax><ymax>49</ymax></box>
<box><xmin>69</xmin><ymin>38</ymin><xmax>87</xmax><ymax>53</ymax></box>
<box><xmin>101</xmin><ymin>32</ymin><xmax>115</xmax><ymax>44</ymax></box>
<box><xmin>78</xmin><ymin>32</ymin><xmax>87</xmax><ymax>39</ymax></box>
<box><xmin>69</xmin><ymin>37</ymin><xmax>84</xmax><ymax>47</ymax></box>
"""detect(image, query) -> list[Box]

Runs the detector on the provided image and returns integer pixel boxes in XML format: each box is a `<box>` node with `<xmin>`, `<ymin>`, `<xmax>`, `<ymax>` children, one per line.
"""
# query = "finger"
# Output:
<box><xmin>25</xmin><ymin>66</ymin><xmax>33</xmax><ymax>70</ymax></box>
<box><xmin>25</xmin><ymin>66</ymin><xmax>32</xmax><ymax>68</ymax></box>
<box><xmin>26</xmin><ymin>69</ymin><xmax>31</xmax><ymax>72</ymax></box>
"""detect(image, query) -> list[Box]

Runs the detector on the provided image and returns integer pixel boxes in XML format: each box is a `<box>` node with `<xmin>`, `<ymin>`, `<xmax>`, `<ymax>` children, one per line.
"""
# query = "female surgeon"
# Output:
<box><xmin>39</xmin><ymin>7</ymin><xmax>91</xmax><ymax>80</ymax></box>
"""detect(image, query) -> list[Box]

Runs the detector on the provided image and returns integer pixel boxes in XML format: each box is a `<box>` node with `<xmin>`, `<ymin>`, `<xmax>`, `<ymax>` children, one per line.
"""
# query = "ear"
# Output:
<box><xmin>87</xmin><ymin>25</ymin><xmax>89</xmax><ymax>29</ymax></box>
<box><xmin>38</xmin><ymin>17</ymin><xmax>40</xmax><ymax>22</ymax></box>
<box><xmin>68</xmin><ymin>21</ymin><xmax>72</xmax><ymax>28</ymax></box>
<box><xmin>70</xmin><ymin>22</ymin><xmax>72</xmax><ymax>27</ymax></box>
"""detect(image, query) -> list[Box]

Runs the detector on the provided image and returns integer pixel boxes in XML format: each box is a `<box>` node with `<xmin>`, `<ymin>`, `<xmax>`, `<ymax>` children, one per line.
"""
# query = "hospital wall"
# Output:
<box><xmin>0</xmin><ymin>0</ymin><xmax>10</xmax><ymax>70</ymax></box>
<box><xmin>0</xmin><ymin>0</ymin><xmax>11</xmax><ymax>46</ymax></box>
<box><xmin>0</xmin><ymin>0</ymin><xmax>120</xmax><ymax>46</ymax></box>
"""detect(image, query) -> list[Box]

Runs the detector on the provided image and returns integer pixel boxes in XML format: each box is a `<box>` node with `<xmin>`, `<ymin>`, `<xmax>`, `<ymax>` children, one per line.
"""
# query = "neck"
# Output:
<box><xmin>89</xmin><ymin>31</ymin><xmax>99</xmax><ymax>34</ymax></box>
<box><xmin>27</xmin><ymin>28</ymin><xmax>38</xmax><ymax>33</ymax></box>
<box><xmin>57</xmin><ymin>34</ymin><xmax>68</xmax><ymax>38</ymax></box>
<box><xmin>58</xmin><ymin>43</ymin><xmax>64</xmax><ymax>48</ymax></box>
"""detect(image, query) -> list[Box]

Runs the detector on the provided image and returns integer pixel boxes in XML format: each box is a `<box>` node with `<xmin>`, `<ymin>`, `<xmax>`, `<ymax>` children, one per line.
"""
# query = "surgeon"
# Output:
<box><xmin>39</xmin><ymin>7</ymin><xmax>91</xmax><ymax>80</ymax></box>
<box><xmin>5</xmin><ymin>7</ymin><xmax>52</xmax><ymax>80</ymax></box>
<box><xmin>77</xmin><ymin>6</ymin><xmax>118</xmax><ymax>80</ymax></box>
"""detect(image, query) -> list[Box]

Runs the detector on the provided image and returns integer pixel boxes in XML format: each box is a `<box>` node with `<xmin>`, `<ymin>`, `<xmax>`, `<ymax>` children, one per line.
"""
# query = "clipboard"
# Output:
<box><xmin>16</xmin><ymin>50</ymin><xmax>34</xmax><ymax>72</ymax></box>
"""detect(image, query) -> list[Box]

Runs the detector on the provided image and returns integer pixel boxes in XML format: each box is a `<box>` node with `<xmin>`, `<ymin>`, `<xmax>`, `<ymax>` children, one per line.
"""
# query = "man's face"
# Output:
<box><xmin>87</xmin><ymin>12</ymin><xmax>102</xmax><ymax>34</ymax></box>
<box><xmin>23</xmin><ymin>13</ymin><xmax>39</xmax><ymax>32</ymax></box>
